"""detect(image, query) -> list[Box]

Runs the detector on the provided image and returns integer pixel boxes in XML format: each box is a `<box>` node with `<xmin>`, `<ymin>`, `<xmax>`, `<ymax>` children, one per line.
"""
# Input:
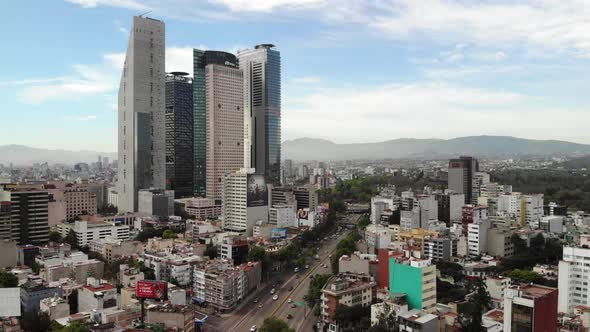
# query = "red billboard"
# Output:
<box><xmin>136</xmin><ymin>280</ymin><xmax>167</xmax><ymax>299</ymax></box>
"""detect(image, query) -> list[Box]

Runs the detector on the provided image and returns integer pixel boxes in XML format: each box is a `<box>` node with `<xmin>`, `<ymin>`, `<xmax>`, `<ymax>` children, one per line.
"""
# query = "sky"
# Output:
<box><xmin>2</xmin><ymin>0</ymin><xmax>590</xmax><ymax>152</ymax></box>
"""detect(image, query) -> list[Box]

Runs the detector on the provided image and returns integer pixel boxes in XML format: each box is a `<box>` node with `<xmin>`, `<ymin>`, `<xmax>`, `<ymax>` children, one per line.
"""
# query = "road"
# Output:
<box><xmin>205</xmin><ymin>226</ymin><xmax>351</xmax><ymax>332</ymax></box>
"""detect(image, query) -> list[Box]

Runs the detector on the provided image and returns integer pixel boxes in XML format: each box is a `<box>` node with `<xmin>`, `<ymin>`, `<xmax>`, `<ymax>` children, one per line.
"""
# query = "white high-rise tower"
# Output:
<box><xmin>117</xmin><ymin>16</ymin><xmax>166</xmax><ymax>213</ymax></box>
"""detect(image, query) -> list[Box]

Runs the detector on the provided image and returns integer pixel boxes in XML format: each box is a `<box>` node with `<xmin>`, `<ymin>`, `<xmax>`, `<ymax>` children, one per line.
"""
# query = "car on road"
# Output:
<box><xmin>250</xmin><ymin>325</ymin><xmax>257</xmax><ymax>332</ymax></box>
<box><xmin>272</xmin><ymin>295</ymin><xmax>279</xmax><ymax>301</ymax></box>
<box><xmin>253</xmin><ymin>298</ymin><xmax>259</xmax><ymax>303</ymax></box>
<box><xmin>258</xmin><ymin>303</ymin><xmax>263</xmax><ymax>308</ymax></box>
<box><xmin>270</xmin><ymin>288</ymin><xmax>276</xmax><ymax>294</ymax></box>
<box><xmin>309</xmin><ymin>274</ymin><xmax>314</xmax><ymax>279</ymax></box>
<box><xmin>294</xmin><ymin>267</ymin><xmax>299</xmax><ymax>273</ymax></box>
<box><xmin>286</xmin><ymin>314</ymin><xmax>293</xmax><ymax>319</ymax></box>
<box><xmin>288</xmin><ymin>298</ymin><xmax>293</xmax><ymax>303</ymax></box>
<box><xmin>290</xmin><ymin>303</ymin><xmax>296</xmax><ymax>308</ymax></box>
<box><xmin>305</xmin><ymin>265</ymin><xmax>309</xmax><ymax>269</ymax></box>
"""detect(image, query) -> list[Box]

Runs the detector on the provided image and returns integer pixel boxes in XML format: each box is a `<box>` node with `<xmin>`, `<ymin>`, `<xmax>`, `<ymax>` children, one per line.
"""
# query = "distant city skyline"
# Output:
<box><xmin>2</xmin><ymin>0</ymin><xmax>590</xmax><ymax>151</ymax></box>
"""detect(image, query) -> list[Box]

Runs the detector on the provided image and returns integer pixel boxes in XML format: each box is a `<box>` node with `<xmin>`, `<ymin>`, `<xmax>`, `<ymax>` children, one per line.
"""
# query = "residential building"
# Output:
<box><xmin>540</xmin><ymin>216</ymin><xmax>564</xmax><ymax>233</ymax></box>
<box><xmin>414</xmin><ymin>195</ymin><xmax>438</xmax><ymax>222</ymax></box>
<box><xmin>0</xmin><ymin>188</ymin><xmax>50</xmax><ymax>244</ymax></box>
<box><xmin>559</xmin><ymin>246</ymin><xmax>590</xmax><ymax>313</ymax></box>
<box><xmin>221</xmin><ymin>168</ymin><xmax>268</xmax><ymax>235</ymax></box>
<box><xmin>365</xmin><ymin>224</ymin><xmax>391</xmax><ymax>252</ymax></box>
<box><xmin>174</xmin><ymin>197</ymin><xmax>221</xmax><ymax>220</ymax></box>
<box><xmin>192</xmin><ymin>259</ymin><xmax>261</xmax><ymax>310</ymax></box>
<box><xmin>219</xmin><ymin>237</ymin><xmax>249</xmax><ymax>265</ymax></box>
<box><xmin>138</xmin><ymin>188</ymin><xmax>174</xmax><ymax>217</ymax></box>
<box><xmin>462</xmin><ymin>204</ymin><xmax>488</xmax><ymax>235</ymax></box>
<box><xmin>64</xmin><ymin>185</ymin><xmax>97</xmax><ymax>221</ymax></box>
<box><xmin>238</xmin><ymin>44</ymin><xmax>282</xmax><ymax>185</ymax></box>
<box><xmin>165</xmin><ymin>72</ymin><xmax>194</xmax><ymax>198</ymax></box>
<box><xmin>398</xmin><ymin>309</ymin><xmax>438</xmax><ymax>332</ymax></box>
<box><xmin>57</xmin><ymin>220</ymin><xmax>130</xmax><ymax>247</ymax></box>
<box><xmin>424</xmin><ymin>237</ymin><xmax>455</xmax><ymax>261</ymax></box>
<box><xmin>320</xmin><ymin>276</ymin><xmax>376</xmax><ymax>328</ymax></box>
<box><xmin>205</xmin><ymin>58</ymin><xmax>244</xmax><ymax>201</ymax></box>
<box><xmin>88</xmin><ymin>238</ymin><xmax>142</xmax><ymax>263</ymax></box>
<box><xmin>20</xmin><ymin>280</ymin><xmax>63</xmax><ymax>314</ymax></box>
<box><xmin>472</xmin><ymin>172</ymin><xmax>490</xmax><ymax>205</ymax></box>
<box><xmin>0</xmin><ymin>239</ymin><xmax>17</xmax><ymax>268</ymax></box>
<box><xmin>503</xmin><ymin>284</ymin><xmax>558</xmax><ymax>332</ymax></box>
<box><xmin>118</xmin><ymin>264</ymin><xmax>144</xmax><ymax>287</ymax></box>
<box><xmin>486</xmin><ymin>275</ymin><xmax>511</xmax><ymax>308</ymax></box>
<box><xmin>339</xmin><ymin>252</ymin><xmax>378</xmax><ymax>277</ymax></box>
<box><xmin>435</xmin><ymin>192</ymin><xmax>464</xmax><ymax>225</ymax></box>
<box><xmin>40</xmin><ymin>294</ymin><xmax>70</xmax><ymax>320</ymax></box>
<box><xmin>78</xmin><ymin>278</ymin><xmax>118</xmax><ymax>313</ymax></box>
<box><xmin>399</xmin><ymin>228</ymin><xmax>439</xmax><ymax>257</ymax></box>
<box><xmin>293</xmin><ymin>185</ymin><xmax>318</xmax><ymax>211</ymax></box>
<box><xmin>146</xmin><ymin>304</ymin><xmax>196</xmax><ymax>332</ymax></box>
<box><xmin>389</xmin><ymin>258</ymin><xmax>437</xmax><ymax>313</ymax></box>
<box><xmin>468</xmin><ymin>218</ymin><xmax>491</xmax><ymax>257</ymax></box>
<box><xmin>117</xmin><ymin>16</ymin><xmax>166</xmax><ymax>213</ymax></box>
<box><xmin>448</xmin><ymin>156</ymin><xmax>479</xmax><ymax>204</ymax></box>
<box><xmin>486</xmin><ymin>227</ymin><xmax>515</xmax><ymax>258</ymax></box>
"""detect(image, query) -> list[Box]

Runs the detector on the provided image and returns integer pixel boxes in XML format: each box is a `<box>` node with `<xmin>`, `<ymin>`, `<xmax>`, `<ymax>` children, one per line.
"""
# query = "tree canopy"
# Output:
<box><xmin>258</xmin><ymin>317</ymin><xmax>295</xmax><ymax>332</ymax></box>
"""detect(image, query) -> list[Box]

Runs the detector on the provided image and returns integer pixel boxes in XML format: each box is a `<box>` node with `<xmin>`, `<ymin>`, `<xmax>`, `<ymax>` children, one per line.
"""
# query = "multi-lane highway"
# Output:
<box><xmin>205</xmin><ymin>218</ymin><xmax>358</xmax><ymax>332</ymax></box>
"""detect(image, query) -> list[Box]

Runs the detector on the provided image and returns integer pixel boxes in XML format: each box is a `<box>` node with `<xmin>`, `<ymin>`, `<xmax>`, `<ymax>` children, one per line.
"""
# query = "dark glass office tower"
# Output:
<box><xmin>238</xmin><ymin>44</ymin><xmax>281</xmax><ymax>186</ymax></box>
<box><xmin>193</xmin><ymin>50</ymin><xmax>239</xmax><ymax>197</ymax></box>
<box><xmin>165</xmin><ymin>72</ymin><xmax>194</xmax><ymax>198</ymax></box>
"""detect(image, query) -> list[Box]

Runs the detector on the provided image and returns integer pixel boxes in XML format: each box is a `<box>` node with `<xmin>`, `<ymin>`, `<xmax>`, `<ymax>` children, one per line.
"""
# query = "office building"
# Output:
<box><xmin>559</xmin><ymin>246</ymin><xmax>590</xmax><ymax>313</ymax></box>
<box><xmin>293</xmin><ymin>185</ymin><xmax>319</xmax><ymax>211</ymax></box>
<box><xmin>205</xmin><ymin>57</ymin><xmax>244</xmax><ymax>200</ymax></box>
<box><xmin>117</xmin><ymin>16</ymin><xmax>166</xmax><ymax>213</ymax></box>
<box><xmin>193</xmin><ymin>50</ymin><xmax>239</xmax><ymax>197</ymax></box>
<box><xmin>472</xmin><ymin>172</ymin><xmax>490</xmax><ymax>205</ymax></box>
<box><xmin>20</xmin><ymin>280</ymin><xmax>63</xmax><ymax>314</ymax></box>
<box><xmin>504</xmin><ymin>284</ymin><xmax>558</xmax><ymax>332</ymax></box>
<box><xmin>64</xmin><ymin>185</ymin><xmax>97</xmax><ymax>221</ymax></box>
<box><xmin>238</xmin><ymin>44</ymin><xmax>282</xmax><ymax>185</ymax></box>
<box><xmin>389</xmin><ymin>258</ymin><xmax>437</xmax><ymax>313</ymax></box>
<box><xmin>165</xmin><ymin>72</ymin><xmax>194</xmax><ymax>198</ymax></box>
<box><xmin>174</xmin><ymin>197</ymin><xmax>221</xmax><ymax>220</ymax></box>
<box><xmin>138</xmin><ymin>188</ymin><xmax>174</xmax><ymax>217</ymax></box>
<box><xmin>448</xmin><ymin>156</ymin><xmax>479</xmax><ymax>204</ymax></box>
<box><xmin>424</xmin><ymin>237</ymin><xmax>456</xmax><ymax>261</ymax></box>
<box><xmin>467</xmin><ymin>218</ymin><xmax>491</xmax><ymax>257</ymax></box>
<box><xmin>57</xmin><ymin>220</ymin><xmax>130</xmax><ymax>247</ymax></box>
<box><xmin>0</xmin><ymin>189</ymin><xmax>50</xmax><ymax>244</ymax></box>
<box><xmin>221</xmin><ymin>169</ymin><xmax>268</xmax><ymax>235</ymax></box>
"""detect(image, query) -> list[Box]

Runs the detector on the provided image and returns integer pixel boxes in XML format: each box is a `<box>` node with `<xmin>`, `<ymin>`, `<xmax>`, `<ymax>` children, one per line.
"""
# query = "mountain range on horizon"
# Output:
<box><xmin>2</xmin><ymin>135</ymin><xmax>590</xmax><ymax>165</ymax></box>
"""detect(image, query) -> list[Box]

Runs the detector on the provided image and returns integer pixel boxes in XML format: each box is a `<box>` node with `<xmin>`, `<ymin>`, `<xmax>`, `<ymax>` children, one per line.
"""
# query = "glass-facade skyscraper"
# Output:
<box><xmin>193</xmin><ymin>50</ymin><xmax>240</xmax><ymax>197</ymax></box>
<box><xmin>165</xmin><ymin>72</ymin><xmax>194</xmax><ymax>198</ymax></box>
<box><xmin>117</xmin><ymin>16</ymin><xmax>166</xmax><ymax>212</ymax></box>
<box><xmin>238</xmin><ymin>44</ymin><xmax>281</xmax><ymax>186</ymax></box>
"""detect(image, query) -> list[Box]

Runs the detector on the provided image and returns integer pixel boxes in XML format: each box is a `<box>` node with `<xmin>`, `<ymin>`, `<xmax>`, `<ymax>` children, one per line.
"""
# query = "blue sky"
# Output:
<box><xmin>2</xmin><ymin>0</ymin><xmax>590</xmax><ymax>152</ymax></box>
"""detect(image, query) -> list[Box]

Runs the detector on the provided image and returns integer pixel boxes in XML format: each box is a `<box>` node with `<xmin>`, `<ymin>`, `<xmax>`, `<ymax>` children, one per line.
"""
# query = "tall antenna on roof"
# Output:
<box><xmin>139</xmin><ymin>10</ymin><xmax>152</xmax><ymax>17</ymax></box>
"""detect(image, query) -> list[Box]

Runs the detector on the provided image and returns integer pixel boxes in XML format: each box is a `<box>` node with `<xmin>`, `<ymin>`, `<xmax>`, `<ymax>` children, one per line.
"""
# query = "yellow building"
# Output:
<box><xmin>399</xmin><ymin>228</ymin><xmax>439</xmax><ymax>256</ymax></box>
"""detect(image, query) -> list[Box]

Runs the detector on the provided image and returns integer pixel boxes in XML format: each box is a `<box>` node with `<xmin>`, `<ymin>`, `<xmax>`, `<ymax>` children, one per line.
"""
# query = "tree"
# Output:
<box><xmin>460</xmin><ymin>278</ymin><xmax>491</xmax><ymax>332</ymax></box>
<box><xmin>334</xmin><ymin>305</ymin><xmax>371</xmax><ymax>330</ymax></box>
<box><xmin>162</xmin><ymin>229</ymin><xmax>177</xmax><ymax>239</ymax></box>
<box><xmin>511</xmin><ymin>234</ymin><xmax>527</xmax><ymax>255</ymax></box>
<box><xmin>305</xmin><ymin>274</ymin><xmax>331</xmax><ymax>308</ymax></box>
<box><xmin>0</xmin><ymin>270</ymin><xmax>18</xmax><ymax>287</ymax></box>
<box><xmin>204</xmin><ymin>243</ymin><xmax>218</xmax><ymax>259</ymax></box>
<box><xmin>247</xmin><ymin>246</ymin><xmax>266</xmax><ymax>262</ymax></box>
<box><xmin>258</xmin><ymin>317</ymin><xmax>295</xmax><ymax>332</ymax></box>
<box><xmin>357</xmin><ymin>214</ymin><xmax>370</xmax><ymax>230</ymax></box>
<box><xmin>368</xmin><ymin>303</ymin><xmax>398</xmax><ymax>332</ymax></box>
<box><xmin>51</xmin><ymin>321</ymin><xmax>90</xmax><ymax>332</ymax></box>
<box><xmin>64</xmin><ymin>229</ymin><xmax>78</xmax><ymax>249</ymax></box>
<box><xmin>48</xmin><ymin>230</ymin><xmax>62</xmax><ymax>243</ymax></box>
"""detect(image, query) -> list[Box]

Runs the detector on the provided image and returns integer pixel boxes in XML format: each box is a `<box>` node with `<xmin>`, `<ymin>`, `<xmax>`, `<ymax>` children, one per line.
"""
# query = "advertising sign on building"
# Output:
<box><xmin>270</xmin><ymin>228</ymin><xmax>288</xmax><ymax>239</ymax></box>
<box><xmin>247</xmin><ymin>174</ymin><xmax>268</xmax><ymax>207</ymax></box>
<box><xmin>297</xmin><ymin>208</ymin><xmax>309</xmax><ymax>220</ymax></box>
<box><xmin>136</xmin><ymin>280</ymin><xmax>167</xmax><ymax>300</ymax></box>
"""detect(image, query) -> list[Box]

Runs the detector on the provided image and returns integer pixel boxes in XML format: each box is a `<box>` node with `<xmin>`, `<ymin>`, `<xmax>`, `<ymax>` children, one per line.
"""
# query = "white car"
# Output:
<box><xmin>288</xmin><ymin>298</ymin><xmax>293</xmax><ymax>303</ymax></box>
<box><xmin>250</xmin><ymin>325</ymin><xmax>257</xmax><ymax>332</ymax></box>
<box><xmin>272</xmin><ymin>294</ymin><xmax>279</xmax><ymax>301</ymax></box>
<box><xmin>270</xmin><ymin>288</ymin><xmax>276</xmax><ymax>294</ymax></box>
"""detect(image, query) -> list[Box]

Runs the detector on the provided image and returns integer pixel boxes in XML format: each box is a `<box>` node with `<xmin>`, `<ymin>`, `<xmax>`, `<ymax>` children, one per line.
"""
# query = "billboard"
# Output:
<box><xmin>297</xmin><ymin>208</ymin><xmax>309</xmax><ymax>220</ymax></box>
<box><xmin>247</xmin><ymin>174</ymin><xmax>268</xmax><ymax>207</ymax></box>
<box><xmin>270</xmin><ymin>228</ymin><xmax>288</xmax><ymax>239</ymax></box>
<box><xmin>136</xmin><ymin>280</ymin><xmax>167</xmax><ymax>300</ymax></box>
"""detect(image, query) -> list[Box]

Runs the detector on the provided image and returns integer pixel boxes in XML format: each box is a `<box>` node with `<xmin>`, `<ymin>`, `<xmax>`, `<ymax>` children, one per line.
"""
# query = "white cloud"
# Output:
<box><xmin>371</xmin><ymin>0</ymin><xmax>590</xmax><ymax>57</ymax></box>
<box><xmin>208</xmin><ymin>0</ymin><xmax>326</xmax><ymax>13</ymax></box>
<box><xmin>64</xmin><ymin>0</ymin><xmax>148</xmax><ymax>10</ymax></box>
<box><xmin>103</xmin><ymin>53</ymin><xmax>126</xmax><ymax>70</ymax></box>
<box><xmin>283</xmin><ymin>83</ymin><xmax>589</xmax><ymax>143</ymax></box>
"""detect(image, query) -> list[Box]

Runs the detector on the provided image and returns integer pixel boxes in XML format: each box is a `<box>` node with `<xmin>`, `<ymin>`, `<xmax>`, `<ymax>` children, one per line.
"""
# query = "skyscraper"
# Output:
<box><xmin>448</xmin><ymin>156</ymin><xmax>479</xmax><ymax>204</ymax></box>
<box><xmin>165</xmin><ymin>72</ymin><xmax>194</xmax><ymax>198</ymax></box>
<box><xmin>205</xmin><ymin>61</ymin><xmax>244</xmax><ymax>201</ymax></box>
<box><xmin>238</xmin><ymin>44</ymin><xmax>281</xmax><ymax>186</ymax></box>
<box><xmin>0</xmin><ymin>188</ymin><xmax>50</xmax><ymax>244</ymax></box>
<box><xmin>193</xmin><ymin>50</ymin><xmax>240</xmax><ymax>197</ymax></box>
<box><xmin>117</xmin><ymin>16</ymin><xmax>166</xmax><ymax>213</ymax></box>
